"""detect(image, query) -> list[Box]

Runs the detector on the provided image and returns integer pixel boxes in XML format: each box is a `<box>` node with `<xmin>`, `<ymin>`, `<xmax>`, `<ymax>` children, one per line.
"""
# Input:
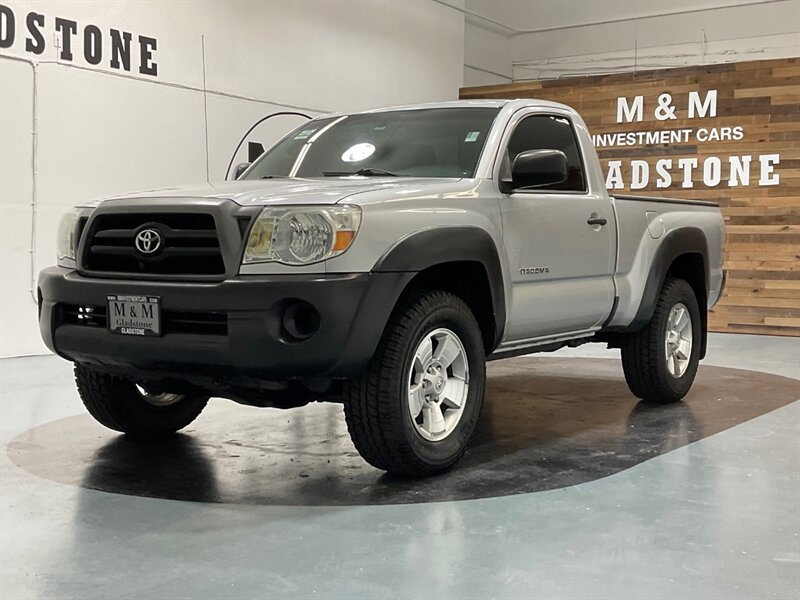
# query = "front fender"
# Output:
<box><xmin>372</xmin><ymin>226</ymin><xmax>506</xmax><ymax>348</ymax></box>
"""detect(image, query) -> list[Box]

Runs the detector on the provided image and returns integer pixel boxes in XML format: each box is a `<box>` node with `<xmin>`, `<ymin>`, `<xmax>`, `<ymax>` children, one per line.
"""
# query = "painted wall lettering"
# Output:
<box><xmin>0</xmin><ymin>3</ymin><xmax>14</xmax><ymax>48</ymax></box>
<box><xmin>605</xmin><ymin>155</ymin><xmax>780</xmax><ymax>190</ymax></box>
<box><xmin>0</xmin><ymin>3</ymin><xmax>159</xmax><ymax>76</ymax></box>
<box><xmin>599</xmin><ymin>89</ymin><xmax>780</xmax><ymax>189</ymax></box>
<box><xmin>616</xmin><ymin>91</ymin><xmax>718</xmax><ymax>123</ymax></box>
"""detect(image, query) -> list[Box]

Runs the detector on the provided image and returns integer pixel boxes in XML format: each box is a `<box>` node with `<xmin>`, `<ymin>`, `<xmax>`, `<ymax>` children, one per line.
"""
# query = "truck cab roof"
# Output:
<box><xmin>334</xmin><ymin>98</ymin><xmax>580</xmax><ymax>118</ymax></box>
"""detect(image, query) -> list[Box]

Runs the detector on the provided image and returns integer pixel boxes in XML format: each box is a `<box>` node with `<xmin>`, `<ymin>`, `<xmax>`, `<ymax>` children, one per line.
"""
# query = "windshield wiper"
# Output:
<box><xmin>322</xmin><ymin>168</ymin><xmax>397</xmax><ymax>177</ymax></box>
<box><xmin>259</xmin><ymin>175</ymin><xmax>286</xmax><ymax>179</ymax></box>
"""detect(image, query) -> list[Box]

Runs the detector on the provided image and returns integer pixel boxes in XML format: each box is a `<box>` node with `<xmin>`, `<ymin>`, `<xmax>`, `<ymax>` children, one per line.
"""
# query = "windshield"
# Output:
<box><xmin>242</xmin><ymin>107</ymin><xmax>500</xmax><ymax>180</ymax></box>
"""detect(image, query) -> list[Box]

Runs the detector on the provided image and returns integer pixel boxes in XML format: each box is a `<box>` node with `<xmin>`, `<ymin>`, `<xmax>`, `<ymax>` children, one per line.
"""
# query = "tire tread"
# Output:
<box><xmin>621</xmin><ymin>277</ymin><xmax>701</xmax><ymax>404</ymax></box>
<box><xmin>344</xmin><ymin>290</ymin><xmax>483</xmax><ymax>476</ymax></box>
<box><xmin>74</xmin><ymin>364</ymin><xmax>209</xmax><ymax>436</ymax></box>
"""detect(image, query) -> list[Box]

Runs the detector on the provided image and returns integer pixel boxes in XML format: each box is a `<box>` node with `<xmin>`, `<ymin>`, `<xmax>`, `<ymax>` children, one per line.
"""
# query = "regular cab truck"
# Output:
<box><xmin>38</xmin><ymin>100</ymin><xmax>726</xmax><ymax>476</ymax></box>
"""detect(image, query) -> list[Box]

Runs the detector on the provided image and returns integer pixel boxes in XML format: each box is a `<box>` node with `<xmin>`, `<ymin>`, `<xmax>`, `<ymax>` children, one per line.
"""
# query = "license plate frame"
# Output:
<box><xmin>107</xmin><ymin>295</ymin><xmax>162</xmax><ymax>337</ymax></box>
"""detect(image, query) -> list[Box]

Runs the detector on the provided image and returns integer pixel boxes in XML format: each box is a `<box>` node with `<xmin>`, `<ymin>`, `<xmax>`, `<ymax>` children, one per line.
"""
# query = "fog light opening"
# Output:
<box><xmin>281</xmin><ymin>301</ymin><xmax>320</xmax><ymax>343</ymax></box>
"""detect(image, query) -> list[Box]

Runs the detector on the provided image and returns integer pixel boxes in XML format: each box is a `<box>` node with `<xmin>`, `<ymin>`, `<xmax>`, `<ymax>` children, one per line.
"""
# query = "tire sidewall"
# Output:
<box><xmin>655</xmin><ymin>281</ymin><xmax>702</xmax><ymax>398</ymax></box>
<box><xmin>396</xmin><ymin>302</ymin><xmax>485</xmax><ymax>469</ymax></box>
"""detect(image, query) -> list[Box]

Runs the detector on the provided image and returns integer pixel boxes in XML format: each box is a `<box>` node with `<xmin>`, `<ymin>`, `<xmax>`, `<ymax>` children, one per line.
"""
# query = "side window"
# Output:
<box><xmin>505</xmin><ymin>115</ymin><xmax>586</xmax><ymax>192</ymax></box>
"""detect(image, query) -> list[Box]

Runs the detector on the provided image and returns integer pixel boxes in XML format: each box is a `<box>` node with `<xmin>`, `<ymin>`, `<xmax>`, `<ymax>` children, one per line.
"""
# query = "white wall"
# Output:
<box><xmin>510</xmin><ymin>1</ymin><xmax>800</xmax><ymax>81</ymax></box>
<box><xmin>464</xmin><ymin>20</ymin><xmax>511</xmax><ymax>86</ymax></box>
<box><xmin>461</xmin><ymin>0</ymin><xmax>800</xmax><ymax>86</ymax></box>
<box><xmin>0</xmin><ymin>0</ymin><xmax>465</xmax><ymax>357</ymax></box>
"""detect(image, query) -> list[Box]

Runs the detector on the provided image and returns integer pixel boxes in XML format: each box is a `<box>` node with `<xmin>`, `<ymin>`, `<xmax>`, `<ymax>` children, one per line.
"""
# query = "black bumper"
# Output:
<box><xmin>38</xmin><ymin>267</ymin><xmax>413</xmax><ymax>379</ymax></box>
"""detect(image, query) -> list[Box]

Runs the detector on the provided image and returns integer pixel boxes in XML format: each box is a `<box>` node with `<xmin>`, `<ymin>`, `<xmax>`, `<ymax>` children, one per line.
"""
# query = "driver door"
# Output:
<box><xmin>498</xmin><ymin>112</ymin><xmax>615</xmax><ymax>341</ymax></box>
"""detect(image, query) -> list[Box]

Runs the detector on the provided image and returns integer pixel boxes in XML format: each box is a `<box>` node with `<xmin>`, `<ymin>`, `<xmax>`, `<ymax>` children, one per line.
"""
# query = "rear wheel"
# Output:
<box><xmin>344</xmin><ymin>290</ymin><xmax>486</xmax><ymax>477</ymax></box>
<box><xmin>74</xmin><ymin>364</ymin><xmax>209</xmax><ymax>436</ymax></box>
<box><xmin>621</xmin><ymin>277</ymin><xmax>702</xmax><ymax>404</ymax></box>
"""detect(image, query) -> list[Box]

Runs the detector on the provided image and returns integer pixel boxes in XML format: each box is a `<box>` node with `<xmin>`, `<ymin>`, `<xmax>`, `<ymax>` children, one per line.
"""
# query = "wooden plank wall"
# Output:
<box><xmin>460</xmin><ymin>57</ymin><xmax>799</xmax><ymax>337</ymax></box>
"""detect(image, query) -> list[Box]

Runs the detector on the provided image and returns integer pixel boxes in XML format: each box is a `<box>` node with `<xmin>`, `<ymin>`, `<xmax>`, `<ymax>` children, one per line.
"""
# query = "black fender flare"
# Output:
<box><xmin>626</xmin><ymin>227</ymin><xmax>710</xmax><ymax>356</ymax></box>
<box><xmin>372</xmin><ymin>226</ymin><xmax>506</xmax><ymax>349</ymax></box>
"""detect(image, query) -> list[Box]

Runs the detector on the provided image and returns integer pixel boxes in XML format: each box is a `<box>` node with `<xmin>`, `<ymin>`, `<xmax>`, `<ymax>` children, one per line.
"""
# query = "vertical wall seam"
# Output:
<box><xmin>30</xmin><ymin>61</ymin><xmax>38</xmax><ymax>303</ymax></box>
<box><xmin>201</xmin><ymin>35</ymin><xmax>210</xmax><ymax>183</ymax></box>
<box><xmin>0</xmin><ymin>54</ymin><xmax>39</xmax><ymax>304</ymax></box>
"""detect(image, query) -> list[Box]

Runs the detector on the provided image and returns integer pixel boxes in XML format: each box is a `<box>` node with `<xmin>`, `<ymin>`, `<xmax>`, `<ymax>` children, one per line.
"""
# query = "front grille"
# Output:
<box><xmin>60</xmin><ymin>304</ymin><xmax>228</xmax><ymax>336</ymax></box>
<box><xmin>82</xmin><ymin>213</ymin><xmax>225</xmax><ymax>277</ymax></box>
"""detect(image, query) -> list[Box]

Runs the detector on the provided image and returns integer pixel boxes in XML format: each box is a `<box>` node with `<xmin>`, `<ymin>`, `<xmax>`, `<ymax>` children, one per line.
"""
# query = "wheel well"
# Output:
<box><xmin>667</xmin><ymin>253</ymin><xmax>707</xmax><ymax>307</ymax></box>
<box><xmin>405</xmin><ymin>261</ymin><xmax>497</xmax><ymax>354</ymax></box>
<box><xmin>667</xmin><ymin>252</ymin><xmax>708</xmax><ymax>357</ymax></box>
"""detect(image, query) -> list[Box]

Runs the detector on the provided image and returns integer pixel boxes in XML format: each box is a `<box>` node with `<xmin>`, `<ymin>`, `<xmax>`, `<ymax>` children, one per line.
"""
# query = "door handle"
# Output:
<box><xmin>587</xmin><ymin>216</ymin><xmax>607</xmax><ymax>226</ymax></box>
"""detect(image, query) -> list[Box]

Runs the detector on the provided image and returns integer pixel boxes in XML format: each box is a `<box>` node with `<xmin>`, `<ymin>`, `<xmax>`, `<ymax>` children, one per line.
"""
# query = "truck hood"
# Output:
<box><xmin>89</xmin><ymin>178</ymin><xmax>465</xmax><ymax>207</ymax></box>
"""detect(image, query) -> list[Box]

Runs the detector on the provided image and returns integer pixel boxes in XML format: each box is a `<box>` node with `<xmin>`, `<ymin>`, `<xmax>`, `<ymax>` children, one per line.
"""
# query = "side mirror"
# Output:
<box><xmin>511</xmin><ymin>149</ymin><xmax>568</xmax><ymax>190</ymax></box>
<box><xmin>234</xmin><ymin>162</ymin><xmax>251</xmax><ymax>180</ymax></box>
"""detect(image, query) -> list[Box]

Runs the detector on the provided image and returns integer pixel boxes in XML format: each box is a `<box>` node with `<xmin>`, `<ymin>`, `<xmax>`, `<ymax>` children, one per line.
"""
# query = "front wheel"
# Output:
<box><xmin>75</xmin><ymin>364</ymin><xmax>209</xmax><ymax>436</ymax></box>
<box><xmin>344</xmin><ymin>290</ymin><xmax>486</xmax><ymax>477</ymax></box>
<box><xmin>621</xmin><ymin>277</ymin><xmax>702</xmax><ymax>404</ymax></box>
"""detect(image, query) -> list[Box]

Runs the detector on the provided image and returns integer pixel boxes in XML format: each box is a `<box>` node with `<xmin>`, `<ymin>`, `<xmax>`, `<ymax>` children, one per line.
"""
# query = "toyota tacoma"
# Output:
<box><xmin>38</xmin><ymin>100</ymin><xmax>726</xmax><ymax>476</ymax></box>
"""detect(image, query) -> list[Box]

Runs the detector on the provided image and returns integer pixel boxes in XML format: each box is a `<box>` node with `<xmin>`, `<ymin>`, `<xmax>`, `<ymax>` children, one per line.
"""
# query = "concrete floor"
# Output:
<box><xmin>1</xmin><ymin>333</ymin><xmax>799</xmax><ymax>599</ymax></box>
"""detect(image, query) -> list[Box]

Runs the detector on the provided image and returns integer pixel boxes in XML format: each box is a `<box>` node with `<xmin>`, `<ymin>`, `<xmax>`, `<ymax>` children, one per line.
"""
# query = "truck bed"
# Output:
<box><xmin>612</xmin><ymin>194</ymin><xmax>719</xmax><ymax>208</ymax></box>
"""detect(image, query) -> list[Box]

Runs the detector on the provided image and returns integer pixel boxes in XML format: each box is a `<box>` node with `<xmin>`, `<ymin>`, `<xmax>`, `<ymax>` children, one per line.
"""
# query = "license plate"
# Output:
<box><xmin>107</xmin><ymin>295</ymin><xmax>161</xmax><ymax>336</ymax></box>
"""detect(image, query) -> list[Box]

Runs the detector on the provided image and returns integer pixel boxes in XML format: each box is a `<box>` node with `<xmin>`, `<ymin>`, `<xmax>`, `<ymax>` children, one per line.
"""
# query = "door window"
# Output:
<box><xmin>504</xmin><ymin>115</ymin><xmax>587</xmax><ymax>192</ymax></box>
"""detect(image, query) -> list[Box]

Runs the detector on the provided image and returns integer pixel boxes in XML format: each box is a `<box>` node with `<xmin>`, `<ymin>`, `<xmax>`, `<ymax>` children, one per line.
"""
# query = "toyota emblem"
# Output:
<box><xmin>135</xmin><ymin>228</ymin><xmax>162</xmax><ymax>254</ymax></box>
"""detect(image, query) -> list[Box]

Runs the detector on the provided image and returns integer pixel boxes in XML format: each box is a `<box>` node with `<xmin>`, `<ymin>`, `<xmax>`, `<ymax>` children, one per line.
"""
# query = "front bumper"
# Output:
<box><xmin>38</xmin><ymin>267</ymin><xmax>413</xmax><ymax>379</ymax></box>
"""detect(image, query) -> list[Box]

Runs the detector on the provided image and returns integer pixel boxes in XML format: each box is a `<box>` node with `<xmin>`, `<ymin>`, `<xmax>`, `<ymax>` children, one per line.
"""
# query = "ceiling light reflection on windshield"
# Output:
<box><xmin>341</xmin><ymin>143</ymin><xmax>376</xmax><ymax>163</ymax></box>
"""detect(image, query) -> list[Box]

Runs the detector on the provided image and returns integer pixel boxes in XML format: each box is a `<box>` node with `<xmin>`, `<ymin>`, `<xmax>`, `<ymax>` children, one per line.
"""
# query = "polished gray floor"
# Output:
<box><xmin>1</xmin><ymin>333</ymin><xmax>799</xmax><ymax>599</ymax></box>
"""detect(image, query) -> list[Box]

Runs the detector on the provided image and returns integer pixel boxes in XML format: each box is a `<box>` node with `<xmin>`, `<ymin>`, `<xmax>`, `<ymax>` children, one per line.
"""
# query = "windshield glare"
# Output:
<box><xmin>242</xmin><ymin>107</ymin><xmax>500</xmax><ymax>180</ymax></box>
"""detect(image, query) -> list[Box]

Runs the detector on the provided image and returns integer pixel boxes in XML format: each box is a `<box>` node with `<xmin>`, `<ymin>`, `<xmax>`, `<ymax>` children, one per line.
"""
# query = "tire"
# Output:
<box><xmin>621</xmin><ymin>277</ymin><xmax>702</xmax><ymax>404</ymax></box>
<box><xmin>74</xmin><ymin>364</ymin><xmax>209</xmax><ymax>436</ymax></box>
<box><xmin>344</xmin><ymin>290</ymin><xmax>486</xmax><ymax>477</ymax></box>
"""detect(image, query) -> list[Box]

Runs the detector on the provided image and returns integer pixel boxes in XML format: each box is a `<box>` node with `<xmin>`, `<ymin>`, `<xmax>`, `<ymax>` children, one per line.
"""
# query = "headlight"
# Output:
<box><xmin>244</xmin><ymin>205</ymin><xmax>361</xmax><ymax>265</ymax></box>
<box><xmin>57</xmin><ymin>207</ymin><xmax>84</xmax><ymax>261</ymax></box>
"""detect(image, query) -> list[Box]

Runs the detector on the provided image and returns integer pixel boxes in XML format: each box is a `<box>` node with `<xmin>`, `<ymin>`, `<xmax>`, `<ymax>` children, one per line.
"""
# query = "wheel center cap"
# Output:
<box><xmin>434</xmin><ymin>376</ymin><xmax>445</xmax><ymax>392</ymax></box>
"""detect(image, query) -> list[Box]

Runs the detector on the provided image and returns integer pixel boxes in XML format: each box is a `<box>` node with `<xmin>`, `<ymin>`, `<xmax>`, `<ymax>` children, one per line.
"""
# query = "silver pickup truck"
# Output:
<box><xmin>38</xmin><ymin>99</ymin><xmax>725</xmax><ymax>476</ymax></box>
